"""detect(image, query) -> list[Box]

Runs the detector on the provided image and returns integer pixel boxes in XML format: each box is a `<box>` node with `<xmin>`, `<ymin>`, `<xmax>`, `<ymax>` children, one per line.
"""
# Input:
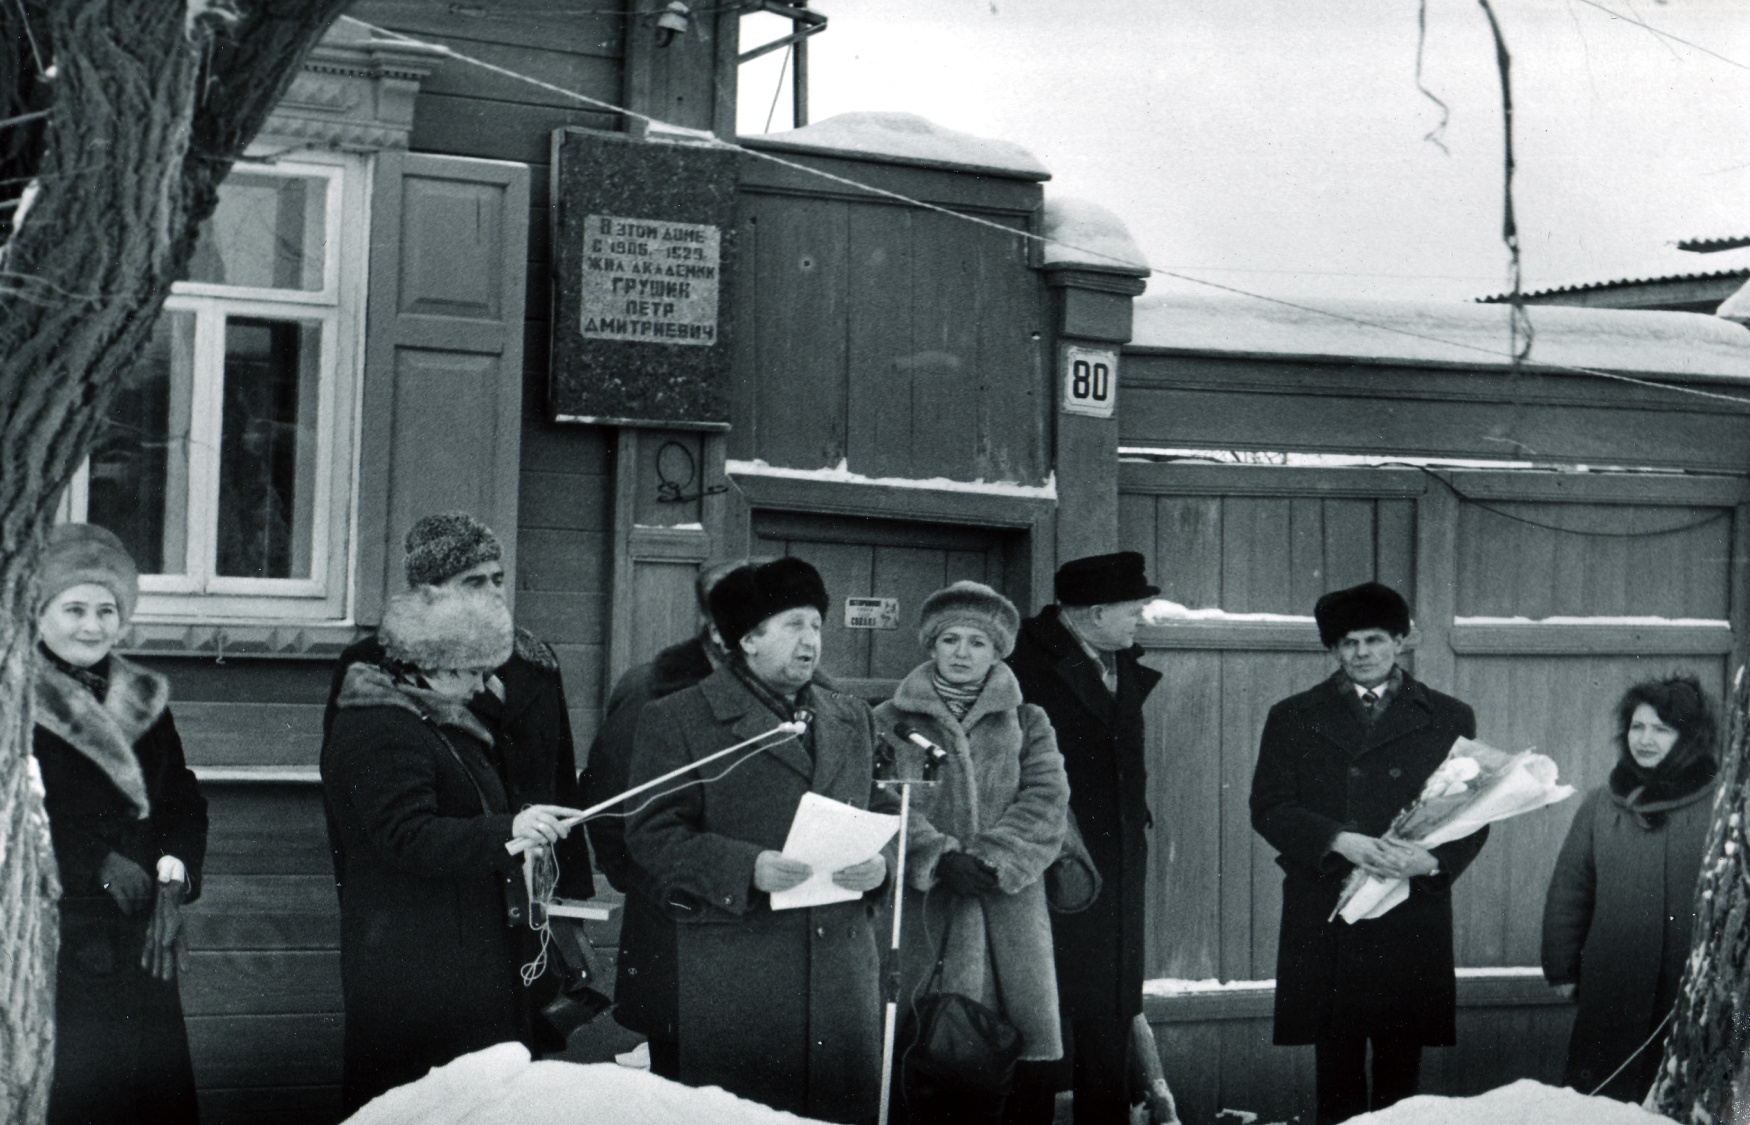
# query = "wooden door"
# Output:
<box><xmin>751</xmin><ymin>510</ymin><xmax>1019</xmax><ymax>697</ymax></box>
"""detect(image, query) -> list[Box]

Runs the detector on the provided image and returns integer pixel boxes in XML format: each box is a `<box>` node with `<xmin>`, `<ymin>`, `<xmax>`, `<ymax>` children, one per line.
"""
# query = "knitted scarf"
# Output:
<box><xmin>930</xmin><ymin>668</ymin><xmax>987</xmax><ymax>724</ymax></box>
<box><xmin>1608</xmin><ymin>751</ymin><xmax>1719</xmax><ymax>830</ymax></box>
<box><xmin>729</xmin><ymin>657</ymin><xmax>817</xmax><ymax>756</ymax></box>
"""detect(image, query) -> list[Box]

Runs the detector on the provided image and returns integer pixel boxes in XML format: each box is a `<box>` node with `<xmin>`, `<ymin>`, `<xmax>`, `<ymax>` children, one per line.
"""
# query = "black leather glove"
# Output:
<box><xmin>936</xmin><ymin>850</ymin><xmax>1000</xmax><ymax>897</ymax></box>
<box><xmin>98</xmin><ymin>852</ymin><xmax>154</xmax><ymax>915</ymax></box>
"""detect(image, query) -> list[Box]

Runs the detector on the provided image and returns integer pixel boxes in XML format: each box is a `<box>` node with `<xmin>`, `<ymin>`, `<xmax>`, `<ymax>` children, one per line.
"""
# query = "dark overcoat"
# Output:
<box><xmin>1006</xmin><ymin>605</ymin><xmax>1161</xmax><ymax>1023</ymax></box>
<box><xmin>625</xmin><ymin>665</ymin><xmax>894</xmax><ymax>1124</ymax></box>
<box><xmin>34</xmin><ymin>654</ymin><xmax>208</xmax><ymax>1125</ymax></box>
<box><xmin>322</xmin><ymin>664</ymin><xmax>539</xmax><ymax>1114</ymax></box>
<box><xmin>578</xmin><ymin>634</ymin><xmax>715</xmax><ymax>1039</ymax></box>
<box><xmin>324</xmin><ymin>631</ymin><xmax>594</xmax><ymax>899</ymax></box>
<box><xmin>1250</xmin><ymin>670</ymin><xmax>1488</xmax><ymax>1045</ymax></box>
<box><xmin>1541</xmin><ymin>779</ymin><xmax>1717</xmax><ymax>1100</ymax></box>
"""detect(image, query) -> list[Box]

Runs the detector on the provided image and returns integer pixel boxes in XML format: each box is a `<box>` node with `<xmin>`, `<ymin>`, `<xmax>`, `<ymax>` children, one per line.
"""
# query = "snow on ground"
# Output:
<box><xmin>343</xmin><ymin>1043</ymin><xmax>825</xmax><ymax>1125</ymax></box>
<box><xmin>726</xmin><ymin>458</ymin><xmax>1057</xmax><ymax>499</ymax></box>
<box><xmin>1130</xmin><ymin>290</ymin><xmax>1750</xmax><ymax>382</ymax></box>
<box><xmin>747</xmin><ymin>111</ymin><xmax>1051</xmax><ymax>180</ymax></box>
<box><xmin>1344</xmin><ymin>1079</ymin><xmax>1669</xmax><ymax>1125</ymax></box>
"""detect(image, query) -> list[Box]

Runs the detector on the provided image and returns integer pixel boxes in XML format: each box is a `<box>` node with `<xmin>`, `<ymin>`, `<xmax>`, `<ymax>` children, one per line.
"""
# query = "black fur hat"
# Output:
<box><xmin>709</xmin><ymin>557</ymin><xmax>830</xmax><ymax>649</ymax></box>
<box><xmin>1314</xmin><ymin>582</ymin><xmax>1412</xmax><ymax>648</ymax></box>
<box><xmin>1054</xmin><ymin>551</ymin><xmax>1159</xmax><ymax>607</ymax></box>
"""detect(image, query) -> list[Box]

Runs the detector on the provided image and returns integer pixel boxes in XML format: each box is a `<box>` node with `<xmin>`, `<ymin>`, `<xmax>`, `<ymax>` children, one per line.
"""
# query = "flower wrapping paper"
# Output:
<box><xmin>1334</xmin><ymin>736</ymin><xmax>1577</xmax><ymax>923</ymax></box>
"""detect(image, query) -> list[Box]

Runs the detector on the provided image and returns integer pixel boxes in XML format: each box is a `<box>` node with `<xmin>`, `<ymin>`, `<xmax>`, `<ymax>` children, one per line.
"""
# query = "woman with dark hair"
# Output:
<box><xmin>1542</xmin><ymin>674</ymin><xmax>1721</xmax><ymax>1101</ymax></box>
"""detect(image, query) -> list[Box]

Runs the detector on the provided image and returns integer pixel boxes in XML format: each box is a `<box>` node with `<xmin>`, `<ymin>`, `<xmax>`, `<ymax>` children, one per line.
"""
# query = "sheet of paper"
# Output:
<box><xmin>768</xmin><ymin>792</ymin><xmax>900</xmax><ymax>912</ymax></box>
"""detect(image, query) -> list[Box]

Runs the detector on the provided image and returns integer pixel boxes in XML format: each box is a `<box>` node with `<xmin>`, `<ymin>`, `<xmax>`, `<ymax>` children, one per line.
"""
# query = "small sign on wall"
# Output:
<box><xmin>579</xmin><ymin>214</ymin><xmax>722</xmax><ymax>346</ymax></box>
<box><xmin>845</xmin><ymin>598</ymin><xmax>900</xmax><ymax>630</ymax></box>
<box><xmin>1061</xmin><ymin>343</ymin><xmax>1118</xmax><ymax>418</ymax></box>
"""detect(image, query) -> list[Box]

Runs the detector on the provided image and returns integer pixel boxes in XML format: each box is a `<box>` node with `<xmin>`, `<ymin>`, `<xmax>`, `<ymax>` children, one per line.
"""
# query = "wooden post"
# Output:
<box><xmin>1043</xmin><ymin>271</ymin><xmax>1147</xmax><ymax>569</ymax></box>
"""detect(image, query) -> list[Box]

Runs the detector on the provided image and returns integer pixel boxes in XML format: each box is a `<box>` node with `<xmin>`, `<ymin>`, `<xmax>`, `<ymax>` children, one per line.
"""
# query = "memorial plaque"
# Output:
<box><xmin>550</xmin><ymin>128</ymin><xmax>740</xmax><ymax>429</ymax></box>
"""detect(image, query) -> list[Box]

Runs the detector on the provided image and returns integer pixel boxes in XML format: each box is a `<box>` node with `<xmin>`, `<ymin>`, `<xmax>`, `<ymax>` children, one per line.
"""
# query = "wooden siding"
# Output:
<box><xmin>729</xmin><ymin>153</ymin><xmax>1050</xmax><ymax>486</ymax></box>
<box><xmin>184</xmin><ymin>785</ymin><xmax>344</xmax><ymax>1125</ymax></box>
<box><xmin>1120</xmin><ymin>353</ymin><xmax>1750</xmax><ymax>475</ymax></box>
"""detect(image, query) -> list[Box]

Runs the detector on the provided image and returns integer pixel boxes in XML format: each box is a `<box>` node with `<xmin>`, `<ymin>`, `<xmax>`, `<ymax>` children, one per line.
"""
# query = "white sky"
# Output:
<box><xmin>735</xmin><ymin>0</ymin><xmax>1750</xmax><ymax>302</ymax></box>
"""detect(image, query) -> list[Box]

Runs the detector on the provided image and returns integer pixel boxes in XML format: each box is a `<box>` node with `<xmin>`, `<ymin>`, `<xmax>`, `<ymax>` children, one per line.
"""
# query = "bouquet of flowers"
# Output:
<box><xmin>1332</xmin><ymin>736</ymin><xmax>1576</xmax><ymax>923</ymax></box>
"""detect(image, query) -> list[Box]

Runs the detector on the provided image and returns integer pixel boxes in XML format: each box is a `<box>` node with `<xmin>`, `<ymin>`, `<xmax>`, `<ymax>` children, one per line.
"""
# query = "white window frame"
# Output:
<box><xmin>61</xmin><ymin>149</ymin><xmax>371</xmax><ymax>625</ymax></box>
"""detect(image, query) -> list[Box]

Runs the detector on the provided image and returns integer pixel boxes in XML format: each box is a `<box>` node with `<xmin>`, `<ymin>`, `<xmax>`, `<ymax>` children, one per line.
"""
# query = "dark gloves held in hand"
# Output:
<box><xmin>97</xmin><ymin>851</ymin><xmax>154</xmax><ymax>915</ymax></box>
<box><xmin>937</xmin><ymin>850</ymin><xmax>1000</xmax><ymax>896</ymax></box>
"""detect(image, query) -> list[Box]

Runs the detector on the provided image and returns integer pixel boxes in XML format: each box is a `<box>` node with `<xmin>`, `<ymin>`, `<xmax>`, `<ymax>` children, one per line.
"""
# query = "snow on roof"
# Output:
<box><xmin>1041</xmin><ymin>197</ymin><xmax>1149</xmax><ymax>274</ymax></box>
<box><xmin>1129</xmin><ymin>290</ymin><xmax>1750</xmax><ymax>383</ymax></box>
<box><xmin>743</xmin><ymin>112</ymin><xmax>1051</xmax><ymax>182</ymax></box>
<box><xmin>1478</xmin><ymin>243</ymin><xmax>1750</xmax><ymax>303</ymax></box>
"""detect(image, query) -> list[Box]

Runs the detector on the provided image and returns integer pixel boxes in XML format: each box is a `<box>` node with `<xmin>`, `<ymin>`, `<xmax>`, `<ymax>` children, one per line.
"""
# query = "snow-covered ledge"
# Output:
<box><xmin>1040</xmin><ymin>195</ymin><xmax>1150</xmax><ymax>295</ymax></box>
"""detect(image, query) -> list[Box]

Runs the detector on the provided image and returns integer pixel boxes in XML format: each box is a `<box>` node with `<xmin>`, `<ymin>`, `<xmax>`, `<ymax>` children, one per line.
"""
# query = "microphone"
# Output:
<box><xmin>891</xmin><ymin>721</ymin><xmax>949</xmax><ymax>781</ymax></box>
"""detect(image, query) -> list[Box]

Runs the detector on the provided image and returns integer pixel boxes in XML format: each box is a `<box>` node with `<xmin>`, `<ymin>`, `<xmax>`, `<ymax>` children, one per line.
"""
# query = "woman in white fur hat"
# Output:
<box><xmin>874</xmin><ymin>581</ymin><xmax>1072</xmax><ymax>1124</ymax></box>
<box><xmin>322</xmin><ymin>585</ymin><xmax>577</xmax><ymax>1113</ymax></box>
<box><xmin>33</xmin><ymin>523</ymin><xmax>209</xmax><ymax>1124</ymax></box>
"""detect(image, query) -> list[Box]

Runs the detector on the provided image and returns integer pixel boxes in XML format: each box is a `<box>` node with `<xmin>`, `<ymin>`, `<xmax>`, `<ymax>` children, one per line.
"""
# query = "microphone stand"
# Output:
<box><xmin>876</xmin><ymin>726</ymin><xmax>946</xmax><ymax>1125</ymax></box>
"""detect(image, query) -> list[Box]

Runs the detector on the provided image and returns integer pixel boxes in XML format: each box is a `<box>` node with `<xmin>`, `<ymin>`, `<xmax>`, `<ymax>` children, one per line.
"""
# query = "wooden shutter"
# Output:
<box><xmin>354</xmin><ymin>151</ymin><xmax>530</xmax><ymax>624</ymax></box>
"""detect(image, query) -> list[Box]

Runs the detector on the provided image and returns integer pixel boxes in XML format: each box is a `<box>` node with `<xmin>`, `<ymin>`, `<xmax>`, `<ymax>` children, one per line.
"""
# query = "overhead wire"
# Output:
<box><xmin>1571</xmin><ymin>0</ymin><xmax>1750</xmax><ymax>75</ymax></box>
<box><xmin>337</xmin><ymin>15</ymin><xmax>1750</xmax><ymax>415</ymax></box>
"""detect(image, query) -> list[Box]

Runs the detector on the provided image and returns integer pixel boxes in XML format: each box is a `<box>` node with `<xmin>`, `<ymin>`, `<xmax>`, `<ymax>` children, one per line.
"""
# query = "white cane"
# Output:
<box><xmin>876</xmin><ymin>723</ymin><xmax>947</xmax><ymax>1125</ymax></box>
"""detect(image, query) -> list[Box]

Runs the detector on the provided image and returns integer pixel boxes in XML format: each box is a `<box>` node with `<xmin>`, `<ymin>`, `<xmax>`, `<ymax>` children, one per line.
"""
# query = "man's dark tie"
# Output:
<box><xmin>1361</xmin><ymin>689</ymin><xmax>1380</xmax><ymax>719</ymax></box>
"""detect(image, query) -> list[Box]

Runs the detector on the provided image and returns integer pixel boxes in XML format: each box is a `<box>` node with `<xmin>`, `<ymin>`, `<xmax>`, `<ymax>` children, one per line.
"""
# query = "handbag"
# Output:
<box><xmin>1045</xmin><ymin>807</ymin><xmax>1102</xmax><ymax>914</ymax></box>
<box><xmin>897</xmin><ymin>903</ymin><xmax>1023</xmax><ymax>1118</ymax></box>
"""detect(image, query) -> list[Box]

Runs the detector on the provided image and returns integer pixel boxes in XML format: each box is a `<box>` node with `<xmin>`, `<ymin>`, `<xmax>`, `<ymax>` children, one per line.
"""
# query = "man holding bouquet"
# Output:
<box><xmin>1250</xmin><ymin>582</ymin><xmax>1490</xmax><ymax>1124</ymax></box>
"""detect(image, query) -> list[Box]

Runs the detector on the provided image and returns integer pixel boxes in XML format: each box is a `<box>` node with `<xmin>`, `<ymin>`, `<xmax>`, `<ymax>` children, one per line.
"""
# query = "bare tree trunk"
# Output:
<box><xmin>1648</xmin><ymin>669</ymin><xmax>1750</xmax><ymax>1124</ymax></box>
<box><xmin>0</xmin><ymin>3</ymin><xmax>349</xmax><ymax>1120</ymax></box>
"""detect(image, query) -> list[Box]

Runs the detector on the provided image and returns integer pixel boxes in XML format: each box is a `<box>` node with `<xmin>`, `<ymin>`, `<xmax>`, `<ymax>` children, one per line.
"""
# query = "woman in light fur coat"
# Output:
<box><xmin>874</xmin><ymin>581</ymin><xmax>1070</xmax><ymax>1123</ymax></box>
<box><xmin>32</xmin><ymin>524</ymin><xmax>208</xmax><ymax>1124</ymax></box>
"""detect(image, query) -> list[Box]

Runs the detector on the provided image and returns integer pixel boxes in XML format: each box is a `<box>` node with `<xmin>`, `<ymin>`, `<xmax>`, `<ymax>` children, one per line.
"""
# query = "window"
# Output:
<box><xmin>61</xmin><ymin>152</ymin><xmax>369</xmax><ymax>623</ymax></box>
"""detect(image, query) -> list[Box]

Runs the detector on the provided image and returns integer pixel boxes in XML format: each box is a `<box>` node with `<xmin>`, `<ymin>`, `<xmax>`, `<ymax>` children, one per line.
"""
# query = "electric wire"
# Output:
<box><xmin>1571</xmin><ymin>0</ymin><xmax>1750</xmax><ymax>75</ymax></box>
<box><xmin>338</xmin><ymin>16</ymin><xmax>1750</xmax><ymax>415</ymax></box>
<box><xmin>1587</xmin><ymin>1008</ymin><xmax>1675</xmax><ymax>1098</ymax></box>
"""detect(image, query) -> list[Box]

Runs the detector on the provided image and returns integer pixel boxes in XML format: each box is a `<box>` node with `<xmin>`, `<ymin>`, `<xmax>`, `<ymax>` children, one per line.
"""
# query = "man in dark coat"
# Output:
<box><xmin>577</xmin><ymin>558</ymin><xmax>744</xmax><ymax>1078</ymax></box>
<box><xmin>625</xmin><ymin>557</ymin><xmax>895</xmax><ymax>1123</ymax></box>
<box><xmin>1250</xmin><ymin>582</ymin><xmax>1490</xmax><ymax>1124</ymax></box>
<box><xmin>1005</xmin><ymin>551</ymin><xmax>1162</xmax><ymax>1125</ymax></box>
<box><xmin>319</xmin><ymin>512</ymin><xmax>594</xmax><ymax>1046</ymax></box>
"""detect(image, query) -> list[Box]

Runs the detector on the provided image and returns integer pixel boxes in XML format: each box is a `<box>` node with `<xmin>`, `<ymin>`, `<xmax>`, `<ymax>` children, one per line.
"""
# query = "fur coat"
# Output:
<box><xmin>323</xmin><ymin>662</ymin><xmax>539</xmax><ymax>1114</ymax></box>
<box><xmin>33</xmin><ymin>651</ymin><xmax>207</xmax><ymax>1125</ymax></box>
<box><xmin>874</xmin><ymin>661</ymin><xmax>1070</xmax><ymax>1062</ymax></box>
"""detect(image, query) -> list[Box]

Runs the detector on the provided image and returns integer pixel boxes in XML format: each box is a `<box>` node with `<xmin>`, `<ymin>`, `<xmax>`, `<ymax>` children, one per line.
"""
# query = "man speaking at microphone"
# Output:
<box><xmin>625</xmin><ymin>557</ymin><xmax>895</xmax><ymax>1123</ymax></box>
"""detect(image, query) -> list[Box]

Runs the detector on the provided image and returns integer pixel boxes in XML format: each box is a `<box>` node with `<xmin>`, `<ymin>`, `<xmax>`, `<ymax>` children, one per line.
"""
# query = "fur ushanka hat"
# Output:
<box><xmin>917</xmin><ymin>580</ymin><xmax>1020</xmax><ymax>658</ymax></box>
<box><xmin>38</xmin><ymin>523</ymin><xmax>140</xmax><ymax>623</ymax></box>
<box><xmin>708</xmin><ymin>557</ymin><xmax>830</xmax><ymax>649</ymax></box>
<box><xmin>403</xmin><ymin>511</ymin><xmax>503</xmax><ymax>588</ymax></box>
<box><xmin>379</xmin><ymin>586</ymin><xmax>514</xmax><ymax>672</ymax></box>
<box><xmin>1313</xmin><ymin>581</ymin><xmax>1412</xmax><ymax>648</ymax></box>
